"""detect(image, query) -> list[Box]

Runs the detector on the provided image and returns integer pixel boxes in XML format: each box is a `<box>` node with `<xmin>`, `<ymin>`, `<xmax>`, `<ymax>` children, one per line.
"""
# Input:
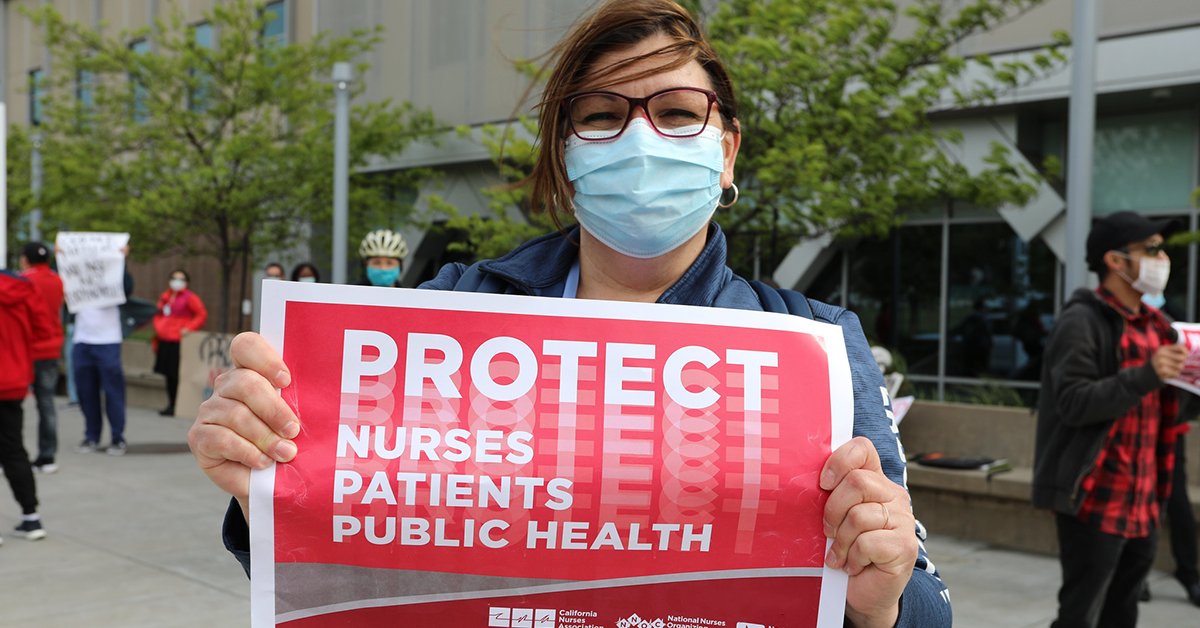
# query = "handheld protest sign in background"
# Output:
<box><xmin>252</xmin><ymin>282</ymin><xmax>853</xmax><ymax>628</ymax></box>
<box><xmin>55</xmin><ymin>232</ymin><xmax>130</xmax><ymax>314</ymax></box>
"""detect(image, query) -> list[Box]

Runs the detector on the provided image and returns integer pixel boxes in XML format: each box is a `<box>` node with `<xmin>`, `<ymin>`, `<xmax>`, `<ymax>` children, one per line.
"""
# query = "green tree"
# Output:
<box><xmin>4</xmin><ymin>126</ymin><xmax>35</xmax><ymax>268</ymax></box>
<box><xmin>684</xmin><ymin>0</ymin><xmax>1068</xmax><ymax>274</ymax></box>
<box><xmin>448</xmin><ymin>0</ymin><xmax>1065</xmax><ymax>275</ymax></box>
<box><xmin>28</xmin><ymin>0</ymin><xmax>438</xmax><ymax>331</ymax></box>
<box><xmin>434</xmin><ymin>117</ymin><xmax>562</xmax><ymax>261</ymax></box>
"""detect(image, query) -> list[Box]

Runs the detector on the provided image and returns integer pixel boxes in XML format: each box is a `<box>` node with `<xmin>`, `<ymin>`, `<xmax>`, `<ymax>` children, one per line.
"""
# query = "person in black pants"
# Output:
<box><xmin>1139</xmin><ymin>365</ymin><xmax>1200</xmax><ymax>607</ymax></box>
<box><xmin>0</xmin><ymin>269</ymin><xmax>56</xmax><ymax>542</ymax></box>
<box><xmin>1165</xmin><ymin>431</ymin><xmax>1200</xmax><ymax>606</ymax></box>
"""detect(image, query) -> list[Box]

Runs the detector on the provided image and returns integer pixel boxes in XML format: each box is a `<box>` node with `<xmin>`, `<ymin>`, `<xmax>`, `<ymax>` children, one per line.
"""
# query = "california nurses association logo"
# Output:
<box><xmin>616</xmin><ymin>614</ymin><xmax>665</xmax><ymax>628</ymax></box>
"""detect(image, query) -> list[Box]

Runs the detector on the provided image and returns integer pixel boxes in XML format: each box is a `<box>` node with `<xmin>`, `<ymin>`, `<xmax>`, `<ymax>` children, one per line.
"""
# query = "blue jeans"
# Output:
<box><xmin>73</xmin><ymin>343</ymin><xmax>126</xmax><ymax>445</ymax></box>
<box><xmin>31</xmin><ymin>359</ymin><xmax>59</xmax><ymax>461</ymax></box>
<box><xmin>65</xmin><ymin>323</ymin><xmax>78</xmax><ymax>404</ymax></box>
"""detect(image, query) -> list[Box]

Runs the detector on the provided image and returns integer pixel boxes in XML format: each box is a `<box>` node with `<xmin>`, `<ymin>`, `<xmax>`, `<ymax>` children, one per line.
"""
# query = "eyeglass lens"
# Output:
<box><xmin>1124</xmin><ymin>243</ymin><xmax>1166</xmax><ymax>256</ymax></box>
<box><xmin>569</xmin><ymin>89</ymin><xmax>713</xmax><ymax>139</ymax></box>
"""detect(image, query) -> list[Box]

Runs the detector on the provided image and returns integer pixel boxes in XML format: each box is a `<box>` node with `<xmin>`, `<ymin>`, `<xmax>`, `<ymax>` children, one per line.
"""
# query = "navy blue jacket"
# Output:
<box><xmin>223</xmin><ymin>223</ymin><xmax>951</xmax><ymax>627</ymax></box>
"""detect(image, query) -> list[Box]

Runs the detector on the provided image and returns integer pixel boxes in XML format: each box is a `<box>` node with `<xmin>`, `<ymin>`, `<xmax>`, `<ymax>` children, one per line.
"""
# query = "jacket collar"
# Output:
<box><xmin>478</xmin><ymin>222</ymin><xmax>732</xmax><ymax>306</ymax></box>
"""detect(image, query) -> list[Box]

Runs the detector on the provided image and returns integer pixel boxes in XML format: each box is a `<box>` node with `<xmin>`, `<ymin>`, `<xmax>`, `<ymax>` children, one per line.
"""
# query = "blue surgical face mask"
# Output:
<box><xmin>366</xmin><ymin>265</ymin><xmax>400</xmax><ymax>287</ymax></box>
<box><xmin>1142</xmin><ymin>291</ymin><xmax>1166</xmax><ymax>310</ymax></box>
<box><xmin>564</xmin><ymin>118</ymin><xmax>726</xmax><ymax>258</ymax></box>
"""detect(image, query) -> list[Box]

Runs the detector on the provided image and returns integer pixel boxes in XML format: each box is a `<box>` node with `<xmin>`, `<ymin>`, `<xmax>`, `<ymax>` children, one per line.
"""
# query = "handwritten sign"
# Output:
<box><xmin>56</xmin><ymin>232</ymin><xmax>130</xmax><ymax>313</ymax></box>
<box><xmin>175</xmin><ymin>331</ymin><xmax>236</xmax><ymax>419</ymax></box>
<box><xmin>250</xmin><ymin>282</ymin><xmax>853</xmax><ymax>628</ymax></box>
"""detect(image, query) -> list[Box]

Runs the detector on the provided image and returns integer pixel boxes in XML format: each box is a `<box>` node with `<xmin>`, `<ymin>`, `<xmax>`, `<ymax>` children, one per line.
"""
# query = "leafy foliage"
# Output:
<box><xmin>4</xmin><ymin>127</ymin><xmax>36</xmax><ymax>268</ymax></box>
<box><xmin>683</xmin><ymin>0</ymin><xmax>1067</xmax><ymax>274</ymax></box>
<box><xmin>434</xmin><ymin>117</ymin><xmax>562</xmax><ymax>261</ymax></box>
<box><xmin>25</xmin><ymin>0</ymin><xmax>438</xmax><ymax>330</ymax></box>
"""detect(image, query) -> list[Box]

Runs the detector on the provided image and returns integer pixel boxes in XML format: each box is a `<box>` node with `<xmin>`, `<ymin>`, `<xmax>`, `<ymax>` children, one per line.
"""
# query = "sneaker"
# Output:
<box><xmin>31</xmin><ymin>459</ymin><xmax>59</xmax><ymax>474</ymax></box>
<box><xmin>106</xmin><ymin>441</ymin><xmax>127</xmax><ymax>456</ymax></box>
<box><xmin>13</xmin><ymin>520</ymin><xmax>47</xmax><ymax>541</ymax></box>
<box><xmin>74</xmin><ymin>439</ymin><xmax>99</xmax><ymax>453</ymax></box>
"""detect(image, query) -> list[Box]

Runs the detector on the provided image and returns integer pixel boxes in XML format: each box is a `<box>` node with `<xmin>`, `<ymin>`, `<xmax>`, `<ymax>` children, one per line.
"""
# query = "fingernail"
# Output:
<box><xmin>825</xmin><ymin>548</ymin><xmax>837</xmax><ymax>569</ymax></box>
<box><xmin>283</xmin><ymin>422</ymin><xmax>300</xmax><ymax>439</ymax></box>
<box><xmin>275</xmin><ymin>440</ymin><xmax>297</xmax><ymax>462</ymax></box>
<box><xmin>820</xmin><ymin>470</ymin><xmax>835</xmax><ymax>490</ymax></box>
<box><xmin>257</xmin><ymin>453</ymin><xmax>273</xmax><ymax>469</ymax></box>
<box><xmin>275</xmin><ymin>370</ymin><xmax>291</xmax><ymax>388</ymax></box>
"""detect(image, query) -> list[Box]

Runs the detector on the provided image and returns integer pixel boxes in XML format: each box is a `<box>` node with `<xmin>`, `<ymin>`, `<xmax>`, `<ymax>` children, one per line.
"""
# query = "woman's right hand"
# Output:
<box><xmin>187</xmin><ymin>332</ymin><xmax>299</xmax><ymax>522</ymax></box>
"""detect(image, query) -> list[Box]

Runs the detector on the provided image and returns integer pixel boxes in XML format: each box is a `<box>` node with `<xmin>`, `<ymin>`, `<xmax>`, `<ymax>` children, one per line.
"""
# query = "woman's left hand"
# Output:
<box><xmin>821</xmin><ymin>436</ymin><xmax>918</xmax><ymax>628</ymax></box>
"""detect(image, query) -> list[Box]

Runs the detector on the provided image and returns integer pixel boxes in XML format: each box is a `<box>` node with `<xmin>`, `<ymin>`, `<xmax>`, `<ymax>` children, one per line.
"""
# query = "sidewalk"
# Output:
<box><xmin>2</xmin><ymin>397</ymin><xmax>1198</xmax><ymax>627</ymax></box>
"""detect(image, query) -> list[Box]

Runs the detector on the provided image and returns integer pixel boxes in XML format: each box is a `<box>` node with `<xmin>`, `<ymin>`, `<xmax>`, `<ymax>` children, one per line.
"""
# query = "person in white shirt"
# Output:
<box><xmin>72</xmin><ymin>250</ymin><xmax>132</xmax><ymax>457</ymax></box>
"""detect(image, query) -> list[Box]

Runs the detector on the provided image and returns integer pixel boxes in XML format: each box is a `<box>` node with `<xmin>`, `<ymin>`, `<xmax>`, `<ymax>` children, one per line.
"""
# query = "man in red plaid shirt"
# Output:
<box><xmin>1034</xmin><ymin>211</ymin><xmax>1189</xmax><ymax>628</ymax></box>
<box><xmin>1032</xmin><ymin>212</ymin><xmax>1190</xmax><ymax>628</ymax></box>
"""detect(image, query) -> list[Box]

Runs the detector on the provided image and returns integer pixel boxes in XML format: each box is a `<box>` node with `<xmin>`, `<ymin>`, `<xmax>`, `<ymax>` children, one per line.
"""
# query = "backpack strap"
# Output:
<box><xmin>748</xmin><ymin>280</ymin><xmax>814</xmax><ymax>320</ymax></box>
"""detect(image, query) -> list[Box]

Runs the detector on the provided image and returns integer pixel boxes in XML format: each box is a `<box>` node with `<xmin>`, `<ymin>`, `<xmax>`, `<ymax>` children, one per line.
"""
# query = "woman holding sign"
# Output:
<box><xmin>190</xmin><ymin>1</ymin><xmax>947</xmax><ymax>626</ymax></box>
<box><xmin>153</xmin><ymin>270</ymin><xmax>207</xmax><ymax>417</ymax></box>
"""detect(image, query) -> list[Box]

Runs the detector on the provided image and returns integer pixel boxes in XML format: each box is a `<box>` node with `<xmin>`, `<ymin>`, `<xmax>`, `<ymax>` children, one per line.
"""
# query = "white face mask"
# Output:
<box><xmin>1117</xmin><ymin>253</ymin><xmax>1170</xmax><ymax>295</ymax></box>
<box><xmin>169</xmin><ymin>278</ymin><xmax>187</xmax><ymax>291</ymax></box>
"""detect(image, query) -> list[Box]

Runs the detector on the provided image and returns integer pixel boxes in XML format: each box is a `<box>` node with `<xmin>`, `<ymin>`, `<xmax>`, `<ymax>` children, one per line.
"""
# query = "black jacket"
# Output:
<box><xmin>1032</xmin><ymin>288</ymin><xmax>1170</xmax><ymax>515</ymax></box>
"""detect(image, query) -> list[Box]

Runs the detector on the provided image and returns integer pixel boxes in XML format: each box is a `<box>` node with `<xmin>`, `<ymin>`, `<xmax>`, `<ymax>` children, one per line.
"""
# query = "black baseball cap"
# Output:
<box><xmin>22</xmin><ymin>241</ymin><xmax>50</xmax><ymax>264</ymax></box>
<box><xmin>1086</xmin><ymin>211</ymin><xmax>1181</xmax><ymax>273</ymax></box>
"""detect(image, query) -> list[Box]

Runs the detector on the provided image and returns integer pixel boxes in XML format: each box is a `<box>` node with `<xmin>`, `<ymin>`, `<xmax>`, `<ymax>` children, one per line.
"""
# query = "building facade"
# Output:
<box><xmin>786</xmin><ymin>2</ymin><xmax>1200</xmax><ymax>401</ymax></box>
<box><xmin>4</xmin><ymin>0</ymin><xmax>1200</xmax><ymax>394</ymax></box>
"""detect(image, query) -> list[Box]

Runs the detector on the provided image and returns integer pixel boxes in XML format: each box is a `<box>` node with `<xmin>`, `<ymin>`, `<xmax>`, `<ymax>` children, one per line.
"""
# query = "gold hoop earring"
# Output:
<box><xmin>718</xmin><ymin>183</ymin><xmax>739</xmax><ymax>208</ymax></box>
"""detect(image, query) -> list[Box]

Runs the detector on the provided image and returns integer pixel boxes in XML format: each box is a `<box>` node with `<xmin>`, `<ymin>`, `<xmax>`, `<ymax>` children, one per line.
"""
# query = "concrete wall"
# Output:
<box><xmin>960</xmin><ymin>0</ymin><xmax>1200</xmax><ymax>55</ymax></box>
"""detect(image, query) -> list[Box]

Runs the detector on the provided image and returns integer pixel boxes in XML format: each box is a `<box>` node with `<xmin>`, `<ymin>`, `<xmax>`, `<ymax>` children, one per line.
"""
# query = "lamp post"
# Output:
<box><xmin>332</xmin><ymin>62</ymin><xmax>353</xmax><ymax>285</ymax></box>
<box><xmin>31</xmin><ymin>132</ymin><xmax>43</xmax><ymax>242</ymax></box>
<box><xmin>1063</xmin><ymin>0</ymin><xmax>1099</xmax><ymax>296</ymax></box>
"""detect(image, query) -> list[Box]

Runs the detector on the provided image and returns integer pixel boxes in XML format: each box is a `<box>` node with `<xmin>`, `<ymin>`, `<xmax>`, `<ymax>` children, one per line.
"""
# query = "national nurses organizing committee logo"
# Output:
<box><xmin>489</xmin><ymin>607</ymin><xmax>556</xmax><ymax>628</ymax></box>
<box><xmin>615</xmin><ymin>614</ymin><xmax>665</xmax><ymax>628</ymax></box>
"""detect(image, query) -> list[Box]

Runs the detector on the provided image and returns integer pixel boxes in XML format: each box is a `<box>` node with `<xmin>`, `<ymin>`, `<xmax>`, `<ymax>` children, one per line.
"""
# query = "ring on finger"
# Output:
<box><xmin>880</xmin><ymin>502</ymin><xmax>890</xmax><ymax>530</ymax></box>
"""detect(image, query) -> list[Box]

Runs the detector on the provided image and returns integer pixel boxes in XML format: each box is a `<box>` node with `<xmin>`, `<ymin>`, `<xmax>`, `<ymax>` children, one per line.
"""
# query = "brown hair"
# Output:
<box><xmin>524</xmin><ymin>0</ymin><xmax>739</xmax><ymax>230</ymax></box>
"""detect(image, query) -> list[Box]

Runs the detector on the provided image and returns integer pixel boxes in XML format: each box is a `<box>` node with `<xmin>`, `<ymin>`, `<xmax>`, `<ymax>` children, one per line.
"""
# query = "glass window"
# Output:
<box><xmin>262</xmin><ymin>1</ymin><xmax>287</xmax><ymax>47</ymax></box>
<box><xmin>76</xmin><ymin>69</ymin><xmax>94</xmax><ymax>110</ymax></box>
<box><xmin>29</xmin><ymin>69</ymin><xmax>43</xmax><ymax>125</ymax></box>
<box><xmin>804</xmin><ymin>251</ymin><xmax>845</xmax><ymax>308</ymax></box>
<box><xmin>193</xmin><ymin>22</ymin><xmax>213</xmax><ymax>49</ymax></box>
<box><xmin>129</xmin><ymin>39</ymin><xmax>149</xmax><ymax>123</ymax></box>
<box><xmin>1093</xmin><ymin>109</ymin><xmax>1197</xmax><ymax>214</ymax></box>
<box><xmin>189</xmin><ymin>23</ymin><xmax>213</xmax><ymax>111</ymax></box>
<box><xmin>847</xmin><ymin>225</ymin><xmax>943</xmax><ymax>375</ymax></box>
<box><xmin>945</xmin><ymin>222</ymin><xmax>1056</xmax><ymax>381</ymax></box>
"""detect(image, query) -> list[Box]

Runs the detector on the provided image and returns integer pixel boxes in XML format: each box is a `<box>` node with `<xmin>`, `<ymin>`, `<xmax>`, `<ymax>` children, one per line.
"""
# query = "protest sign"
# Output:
<box><xmin>891</xmin><ymin>396</ymin><xmax>915</xmax><ymax>426</ymax></box>
<box><xmin>55</xmin><ymin>232</ymin><xmax>130</xmax><ymax>313</ymax></box>
<box><xmin>251</xmin><ymin>282</ymin><xmax>854</xmax><ymax>628</ymax></box>
<box><xmin>175</xmin><ymin>331</ymin><xmax>237</xmax><ymax>419</ymax></box>
<box><xmin>1168</xmin><ymin>322</ymin><xmax>1200</xmax><ymax>396</ymax></box>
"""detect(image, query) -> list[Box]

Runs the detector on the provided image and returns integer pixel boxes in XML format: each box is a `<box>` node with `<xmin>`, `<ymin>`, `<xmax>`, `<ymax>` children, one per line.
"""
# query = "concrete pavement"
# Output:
<box><xmin>2</xmin><ymin>396</ymin><xmax>1199</xmax><ymax>627</ymax></box>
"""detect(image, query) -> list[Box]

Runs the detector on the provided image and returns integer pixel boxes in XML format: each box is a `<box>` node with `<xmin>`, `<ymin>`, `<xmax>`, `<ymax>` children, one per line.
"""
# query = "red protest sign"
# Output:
<box><xmin>251</xmin><ymin>283</ymin><xmax>852</xmax><ymax>628</ymax></box>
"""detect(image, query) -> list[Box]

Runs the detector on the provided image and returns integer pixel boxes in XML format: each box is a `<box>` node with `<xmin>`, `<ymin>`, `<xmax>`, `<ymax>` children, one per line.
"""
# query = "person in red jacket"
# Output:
<box><xmin>19</xmin><ymin>242</ymin><xmax>65</xmax><ymax>474</ymax></box>
<box><xmin>0</xmin><ymin>269</ymin><xmax>55</xmax><ymax>543</ymax></box>
<box><xmin>152</xmin><ymin>270</ymin><xmax>208</xmax><ymax>417</ymax></box>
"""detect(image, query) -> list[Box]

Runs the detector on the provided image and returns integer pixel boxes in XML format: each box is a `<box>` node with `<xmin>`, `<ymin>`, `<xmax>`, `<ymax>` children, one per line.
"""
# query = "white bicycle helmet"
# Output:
<box><xmin>359</xmin><ymin>229</ymin><xmax>409</xmax><ymax>259</ymax></box>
